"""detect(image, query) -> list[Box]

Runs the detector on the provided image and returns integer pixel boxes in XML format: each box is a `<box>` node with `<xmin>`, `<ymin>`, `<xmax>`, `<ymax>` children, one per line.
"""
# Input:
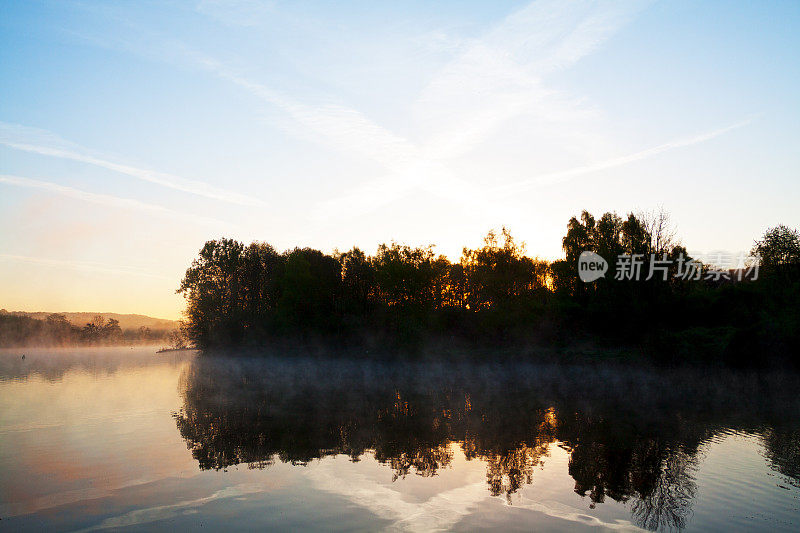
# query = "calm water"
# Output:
<box><xmin>0</xmin><ymin>347</ymin><xmax>798</xmax><ymax>532</ymax></box>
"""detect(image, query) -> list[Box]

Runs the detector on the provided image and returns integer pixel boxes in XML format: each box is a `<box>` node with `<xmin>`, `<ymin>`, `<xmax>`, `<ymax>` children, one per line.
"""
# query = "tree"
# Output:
<box><xmin>167</xmin><ymin>328</ymin><xmax>188</xmax><ymax>349</ymax></box>
<box><xmin>594</xmin><ymin>212</ymin><xmax>624</xmax><ymax>260</ymax></box>
<box><xmin>240</xmin><ymin>242</ymin><xmax>285</xmax><ymax>336</ymax></box>
<box><xmin>444</xmin><ymin>263</ymin><xmax>468</xmax><ymax>308</ymax></box>
<box><xmin>82</xmin><ymin>315</ymin><xmax>106</xmax><ymax>343</ymax></box>
<box><xmin>138</xmin><ymin>325</ymin><xmax>152</xmax><ymax>341</ymax></box>
<box><xmin>462</xmin><ymin>228</ymin><xmax>544</xmax><ymax>309</ymax></box>
<box><xmin>752</xmin><ymin>225</ymin><xmax>800</xmax><ymax>275</ymax></box>
<box><xmin>621</xmin><ymin>214</ymin><xmax>650</xmax><ymax>255</ymax></box>
<box><xmin>46</xmin><ymin>313</ymin><xmax>75</xmax><ymax>344</ymax></box>
<box><xmin>372</xmin><ymin>243</ymin><xmax>441</xmax><ymax>310</ymax></box>
<box><xmin>177</xmin><ymin>238</ymin><xmax>246</xmax><ymax>346</ymax></box>
<box><xmin>102</xmin><ymin>318</ymin><xmax>122</xmax><ymax>341</ymax></box>
<box><xmin>640</xmin><ymin>207</ymin><xmax>677</xmax><ymax>256</ymax></box>
<box><xmin>563</xmin><ymin>211</ymin><xmax>596</xmax><ymax>264</ymax></box>
<box><xmin>275</xmin><ymin>247</ymin><xmax>341</xmax><ymax>334</ymax></box>
<box><xmin>338</xmin><ymin>247</ymin><xmax>377</xmax><ymax>314</ymax></box>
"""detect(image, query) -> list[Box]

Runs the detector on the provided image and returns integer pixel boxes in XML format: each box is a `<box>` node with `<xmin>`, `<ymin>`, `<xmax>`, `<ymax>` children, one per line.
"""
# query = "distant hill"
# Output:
<box><xmin>0</xmin><ymin>310</ymin><xmax>178</xmax><ymax>331</ymax></box>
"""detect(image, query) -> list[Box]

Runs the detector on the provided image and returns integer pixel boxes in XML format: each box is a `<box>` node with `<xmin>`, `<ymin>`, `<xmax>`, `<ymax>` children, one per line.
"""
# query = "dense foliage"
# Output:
<box><xmin>178</xmin><ymin>212</ymin><xmax>800</xmax><ymax>366</ymax></box>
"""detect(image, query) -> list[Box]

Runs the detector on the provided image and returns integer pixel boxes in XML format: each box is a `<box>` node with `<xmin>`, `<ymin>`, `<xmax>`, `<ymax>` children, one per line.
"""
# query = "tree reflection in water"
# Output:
<box><xmin>174</xmin><ymin>356</ymin><xmax>800</xmax><ymax>531</ymax></box>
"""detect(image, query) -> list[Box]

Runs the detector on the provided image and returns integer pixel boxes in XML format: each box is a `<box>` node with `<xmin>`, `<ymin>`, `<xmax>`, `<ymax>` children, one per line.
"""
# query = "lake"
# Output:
<box><xmin>1</xmin><ymin>347</ymin><xmax>798</xmax><ymax>531</ymax></box>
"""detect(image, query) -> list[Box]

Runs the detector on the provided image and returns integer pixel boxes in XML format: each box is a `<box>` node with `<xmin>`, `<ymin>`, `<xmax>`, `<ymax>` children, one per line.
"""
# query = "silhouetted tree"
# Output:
<box><xmin>337</xmin><ymin>247</ymin><xmax>376</xmax><ymax>315</ymax></box>
<box><xmin>461</xmin><ymin>228</ymin><xmax>546</xmax><ymax>310</ymax></box>
<box><xmin>174</xmin><ymin>214</ymin><xmax>799</xmax><ymax>364</ymax></box>
<box><xmin>177</xmin><ymin>238</ymin><xmax>247</xmax><ymax>346</ymax></box>
<box><xmin>752</xmin><ymin>225</ymin><xmax>800</xmax><ymax>277</ymax></box>
<box><xmin>275</xmin><ymin>247</ymin><xmax>341</xmax><ymax>335</ymax></box>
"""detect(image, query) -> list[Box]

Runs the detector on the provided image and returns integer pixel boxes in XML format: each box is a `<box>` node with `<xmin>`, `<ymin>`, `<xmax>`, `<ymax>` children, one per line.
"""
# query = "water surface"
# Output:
<box><xmin>1</xmin><ymin>347</ymin><xmax>798</xmax><ymax>531</ymax></box>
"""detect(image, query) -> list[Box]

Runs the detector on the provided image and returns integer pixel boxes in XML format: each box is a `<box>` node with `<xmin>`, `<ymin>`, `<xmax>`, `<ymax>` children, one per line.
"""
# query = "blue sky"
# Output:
<box><xmin>1</xmin><ymin>0</ymin><xmax>798</xmax><ymax>318</ymax></box>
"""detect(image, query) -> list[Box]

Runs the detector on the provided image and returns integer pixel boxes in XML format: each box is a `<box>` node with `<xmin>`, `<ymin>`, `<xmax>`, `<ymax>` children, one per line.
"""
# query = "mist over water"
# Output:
<box><xmin>1</xmin><ymin>347</ymin><xmax>798</xmax><ymax>531</ymax></box>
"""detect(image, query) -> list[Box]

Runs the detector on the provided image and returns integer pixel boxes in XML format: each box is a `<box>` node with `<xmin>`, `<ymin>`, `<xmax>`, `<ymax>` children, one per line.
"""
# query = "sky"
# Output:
<box><xmin>1</xmin><ymin>0</ymin><xmax>798</xmax><ymax>320</ymax></box>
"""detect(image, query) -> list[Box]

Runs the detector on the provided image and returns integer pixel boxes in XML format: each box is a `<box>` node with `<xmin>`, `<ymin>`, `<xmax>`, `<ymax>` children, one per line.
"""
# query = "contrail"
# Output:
<box><xmin>491</xmin><ymin>118</ymin><xmax>755</xmax><ymax>196</ymax></box>
<box><xmin>0</xmin><ymin>174</ymin><xmax>226</xmax><ymax>226</ymax></box>
<box><xmin>0</xmin><ymin>122</ymin><xmax>266</xmax><ymax>207</ymax></box>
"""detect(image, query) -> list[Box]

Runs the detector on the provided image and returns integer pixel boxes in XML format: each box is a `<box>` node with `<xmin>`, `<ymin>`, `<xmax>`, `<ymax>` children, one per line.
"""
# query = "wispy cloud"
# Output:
<box><xmin>272</xmin><ymin>0</ymin><xmax>648</xmax><ymax>219</ymax></box>
<box><xmin>185</xmin><ymin>46</ymin><xmax>539</xmax><ymax>223</ymax></box>
<box><xmin>415</xmin><ymin>0</ymin><xmax>648</xmax><ymax>160</ymax></box>
<box><xmin>307</xmin><ymin>0</ymin><xmax>748</xmax><ymax>221</ymax></box>
<box><xmin>65</xmin><ymin>0</ymin><xmax>748</xmax><ymax>226</ymax></box>
<box><xmin>0</xmin><ymin>122</ymin><xmax>266</xmax><ymax>207</ymax></box>
<box><xmin>491</xmin><ymin>118</ymin><xmax>755</xmax><ymax>195</ymax></box>
<box><xmin>0</xmin><ymin>174</ymin><xmax>225</xmax><ymax>226</ymax></box>
<box><xmin>185</xmin><ymin>51</ymin><xmax>502</xmax><ymax>221</ymax></box>
<box><xmin>189</xmin><ymin>55</ymin><xmax>420</xmax><ymax>172</ymax></box>
<box><xmin>65</xmin><ymin>1</ymin><xmax>651</xmax><ymax>224</ymax></box>
<box><xmin>307</xmin><ymin>0</ymin><xmax>650</xmax><ymax>219</ymax></box>
<box><xmin>0</xmin><ymin>254</ymin><xmax>171</xmax><ymax>279</ymax></box>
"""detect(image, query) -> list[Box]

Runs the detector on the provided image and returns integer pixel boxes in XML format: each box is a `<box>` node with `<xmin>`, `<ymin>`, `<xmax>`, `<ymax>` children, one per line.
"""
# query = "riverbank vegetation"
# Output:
<box><xmin>176</xmin><ymin>211</ymin><xmax>799</xmax><ymax>366</ymax></box>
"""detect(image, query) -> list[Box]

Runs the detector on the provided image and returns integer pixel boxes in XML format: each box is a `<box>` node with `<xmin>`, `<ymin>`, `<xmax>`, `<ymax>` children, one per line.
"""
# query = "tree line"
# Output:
<box><xmin>0</xmin><ymin>312</ymin><xmax>173</xmax><ymax>347</ymax></box>
<box><xmin>178</xmin><ymin>211</ymin><xmax>800</xmax><ymax>366</ymax></box>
